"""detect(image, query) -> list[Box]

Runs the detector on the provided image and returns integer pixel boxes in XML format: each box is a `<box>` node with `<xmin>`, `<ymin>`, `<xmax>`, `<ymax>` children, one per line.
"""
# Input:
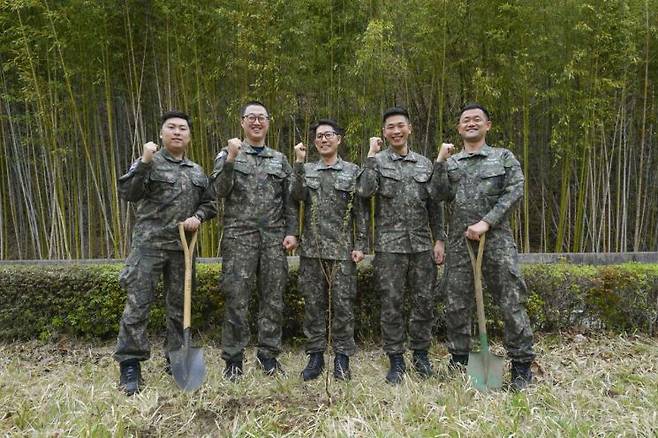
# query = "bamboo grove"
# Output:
<box><xmin>0</xmin><ymin>0</ymin><xmax>656</xmax><ymax>259</ymax></box>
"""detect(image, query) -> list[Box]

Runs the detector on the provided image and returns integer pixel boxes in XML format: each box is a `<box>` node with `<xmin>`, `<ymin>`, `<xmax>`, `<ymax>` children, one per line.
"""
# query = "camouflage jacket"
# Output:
<box><xmin>118</xmin><ymin>148</ymin><xmax>217</xmax><ymax>251</ymax></box>
<box><xmin>211</xmin><ymin>142</ymin><xmax>298</xmax><ymax>243</ymax></box>
<box><xmin>357</xmin><ymin>147</ymin><xmax>445</xmax><ymax>253</ymax></box>
<box><xmin>430</xmin><ymin>144</ymin><xmax>523</xmax><ymax>242</ymax></box>
<box><xmin>291</xmin><ymin>158</ymin><xmax>368</xmax><ymax>260</ymax></box>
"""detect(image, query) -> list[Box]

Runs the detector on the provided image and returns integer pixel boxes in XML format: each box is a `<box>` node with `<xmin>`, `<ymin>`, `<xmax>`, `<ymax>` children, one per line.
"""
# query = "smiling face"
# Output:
<box><xmin>382</xmin><ymin>114</ymin><xmax>411</xmax><ymax>153</ymax></box>
<box><xmin>457</xmin><ymin>108</ymin><xmax>491</xmax><ymax>145</ymax></box>
<box><xmin>160</xmin><ymin>117</ymin><xmax>191</xmax><ymax>158</ymax></box>
<box><xmin>313</xmin><ymin>124</ymin><xmax>341</xmax><ymax>161</ymax></box>
<box><xmin>240</xmin><ymin>104</ymin><xmax>270</xmax><ymax>145</ymax></box>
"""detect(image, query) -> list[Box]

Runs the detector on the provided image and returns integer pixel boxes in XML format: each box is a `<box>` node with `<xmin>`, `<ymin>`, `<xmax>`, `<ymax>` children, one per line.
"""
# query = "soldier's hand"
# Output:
<box><xmin>142</xmin><ymin>141</ymin><xmax>158</xmax><ymax>163</ymax></box>
<box><xmin>368</xmin><ymin>137</ymin><xmax>383</xmax><ymax>157</ymax></box>
<box><xmin>182</xmin><ymin>216</ymin><xmax>201</xmax><ymax>232</ymax></box>
<box><xmin>282</xmin><ymin>235</ymin><xmax>298</xmax><ymax>251</ymax></box>
<box><xmin>437</xmin><ymin>143</ymin><xmax>455</xmax><ymax>162</ymax></box>
<box><xmin>465</xmin><ymin>220</ymin><xmax>490</xmax><ymax>241</ymax></box>
<box><xmin>226</xmin><ymin>138</ymin><xmax>242</xmax><ymax>162</ymax></box>
<box><xmin>433</xmin><ymin>240</ymin><xmax>445</xmax><ymax>265</ymax></box>
<box><xmin>351</xmin><ymin>250</ymin><xmax>365</xmax><ymax>264</ymax></box>
<box><xmin>294</xmin><ymin>142</ymin><xmax>306</xmax><ymax>163</ymax></box>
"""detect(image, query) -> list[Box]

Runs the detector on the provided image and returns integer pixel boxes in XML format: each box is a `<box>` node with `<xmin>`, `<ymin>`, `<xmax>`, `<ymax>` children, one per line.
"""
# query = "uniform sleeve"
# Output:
<box><xmin>429</xmin><ymin>161</ymin><xmax>455</xmax><ymax>202</ymax></box>
<box><xmin>283</xmin><ymin>158</ymin><xmax>300</xmax><ymax>237</ymax></box>
<box><xmin>428</xmin><ymin>196</ymin><xmax>446</xmax><ymax>242</ymax></box>
<box><xmin>290</xmin><ymin>162</ymin><xmax>307</xmax><ymax>202</ymax></box>
<box><xmin>194</xmin><ymin>174</ymin><xmax>218</xmax><ymax>222</ymax></box>
<box><xmin>482</xmin><ymin>150</ymin><xmax>524</xmax><ymax>226</ymax></box>
<box><xmin>356</xmin><ymin>156</ymin><xmax>379</xmax><ymax>198</ymax></box>
<box><xmin>352</xmin><ymin>181</ymin><xmax>370</xmax><ymax>253</ymax></box>
<box><xmin>117</xmin><ymin>159</ymin><xmax>152</xmax><ymax>202</ymax></box>
<box><xmin>209</xmin><ymin>149</ymin><xmax>234</xmax><ymax>198</ymax></box>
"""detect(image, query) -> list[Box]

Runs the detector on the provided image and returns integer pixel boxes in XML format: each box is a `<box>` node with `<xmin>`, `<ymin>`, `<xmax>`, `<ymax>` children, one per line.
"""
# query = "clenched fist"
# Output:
<box><xmin>436</xmin><ymin>143</ymin><xmax>455</xmax><ymax>162</ymax></box>
<box><xmin>368</xmin><ymin>137</ymin><xmax>383</xmax><ymax>157</ymax></box>
<box><xmin>141</xmin><ymin>141</ymin><xmax>158</xmax><ymax>163</ymax></box>
<box><xmin>226</xmin><ymin>138</ymin><xmax>242</xmax><ymax>162</ymax></box>
<box><xmin>294</xmin><ymin>142</ymin><xmax>306</xmax><ymax>163</ymax></box>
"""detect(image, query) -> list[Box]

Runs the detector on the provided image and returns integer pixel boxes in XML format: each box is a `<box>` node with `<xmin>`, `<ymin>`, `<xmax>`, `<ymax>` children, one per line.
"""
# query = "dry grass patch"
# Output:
<box><xmin>1</xmin><ymin>333</ymin><xmax>657</xmax><ymax>436</ymax></box>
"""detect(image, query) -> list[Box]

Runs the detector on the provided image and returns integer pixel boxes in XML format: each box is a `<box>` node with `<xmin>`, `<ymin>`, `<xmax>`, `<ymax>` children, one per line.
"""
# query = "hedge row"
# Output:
<box><xmin>1</xmin><ymin>263</ymin><xmax>657</xmax><ymax>342</ymax></box>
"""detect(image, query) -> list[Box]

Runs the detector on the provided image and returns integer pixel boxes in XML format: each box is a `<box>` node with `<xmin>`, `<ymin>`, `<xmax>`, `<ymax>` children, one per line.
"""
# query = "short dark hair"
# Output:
<box><xmin>382</xmin><ymin>106</ymin><xmax>410</xmax><ymax>125</ymax></box>
<box><xmin>240</xmin><ymin>100</ymin><xmax>269</xmax><ymax>117</ymax></box>
<box><xmin>309</xmin><ymin>118</ymin><xmax>343</xmax><ymax>138</ymax></box>
<box><xmin>161</xmin><ymin>110</ymin><xmax>192</xmax><ymax>128</ymax></box>
<box><xmin>459</xmin><ymin>103</ymin><xmax>490</xmax><ymax>120</ymax></box>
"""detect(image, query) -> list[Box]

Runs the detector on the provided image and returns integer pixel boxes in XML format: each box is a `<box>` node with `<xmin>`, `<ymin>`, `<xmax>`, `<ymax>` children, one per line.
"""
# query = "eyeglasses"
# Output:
<box><xmin>242</xmin><ymin>114</ymin><xmax>269</xmax><ymax>123</ymax></box>
<box><xmin>315</xmin><ymin>131</ymin><xmax>337</xmax><ymax>140</ymax></box>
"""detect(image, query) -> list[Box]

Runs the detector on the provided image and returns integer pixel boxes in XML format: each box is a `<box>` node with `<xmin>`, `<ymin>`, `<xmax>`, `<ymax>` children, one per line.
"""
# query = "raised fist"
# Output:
<box><xmin>227</xmin><ymin>138</ymin><xmax>242</xmax><ymax>161</ymax></box>
<box><xmin>368</xmin><ymin>137</ymin><xmax>383</xmax><ymax>157</ymax></box>
<box><xmin>437</xmin><ymin>143</ymin><xmax>455</xmax><ymax>162</ymax></box>
<box><xmin>141</xmin><ymin>141</ymin><xmax>158</xmax><ymax>163</ymax></box>
<box><xmin>294</xmin><ymin>142</ymin><xmax>306</xmax><ymax>163</ymax></box>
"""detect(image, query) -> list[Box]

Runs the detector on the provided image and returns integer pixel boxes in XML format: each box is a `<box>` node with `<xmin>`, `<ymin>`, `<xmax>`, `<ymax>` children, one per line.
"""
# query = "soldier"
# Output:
<box><xmin>211</xmin><ymin>100</ymin><xmax>298</xmax><ymax>380</ymax></box>
<box><xmin>291</xmin><ymin>119</ymin><xmax>368</xmax><ymax>381</ymax></box>
<box><xmin>356</xmin><ymin>107</ymin><xmax>445</xmax><ymax>384</ymax></box>
<box><xmin>114</xmin><ymin>110</ymin><xmax>217</xmax><ymax>395</ymax></box>
<box><xmin>432</xmin><ymin>103</ymin><xmax>535</xmax><ymax>391</ymax></box>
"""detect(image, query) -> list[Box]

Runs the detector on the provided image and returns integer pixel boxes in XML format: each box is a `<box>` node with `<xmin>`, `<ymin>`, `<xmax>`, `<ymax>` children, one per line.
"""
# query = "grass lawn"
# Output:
<box><xmin>1</xmin><ymin>333</ymin><xmax>657</xmax><ymax>436</ymax></box>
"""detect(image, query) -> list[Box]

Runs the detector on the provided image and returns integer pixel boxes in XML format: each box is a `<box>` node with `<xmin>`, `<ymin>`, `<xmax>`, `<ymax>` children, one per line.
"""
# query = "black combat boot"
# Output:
<box><xmin>510</xmin><ymin>361</ymin><xmax>533</xmax><ymax>391</ymax></box>
<box><xmin>119</xmin><ymin>359</ymin><xmax>142</xmax><ymax>396</ymax></box>
<box><xmin>257</xmin><ymin>351</ymin><xmax>285</xmax><ymax>376</ymax></box>
<box><xmin>301</xmin><ymin>352</ymin><xmax>324</xmax><ymax>381</ymax></box>
<box><xmin>333</xmin><ymin>354</ymin><xmax>351</xmax><ymax>381</ymax></box>
<box><xmin>412</xmin><ymin>350</ymin><xmax>433</xmax><ymax>378</ymax></box>
<box><xmin>223</xmin><ymin>359</ymin><xmax>243</xmax><ymax>382</ymax></box>
<box><xmin>385</xmin><ymin>353</ymin><xmax>406</xmax><ymax>384</ymax></box>
<box><xmin>448</xmin><ymin>354</ymin><xmax>469</xmax><ymax>372</ymax></box>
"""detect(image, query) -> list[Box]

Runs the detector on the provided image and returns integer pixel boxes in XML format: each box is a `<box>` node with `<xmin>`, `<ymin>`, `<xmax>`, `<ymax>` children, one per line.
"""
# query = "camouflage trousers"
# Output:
<box><xmin>374</xmin><ymin>250</ymin><xmax>438</xmax><ymax>354</ymax></box>
<box><xmin>442</xmin><ymin>232</ymin><xmax>535</xmax><ymax>362</ymax></box>
<box><xmin>114</xmin><ymin>247</ymin><xmax>189</xmax><ymax>363</ymax></box>
<box><xmin>299</xmin><ymin>257</ymin><xmax>357</xmax><ymax>356</ymax></box>
<box><xmin>220</xmin><ymin>232</ymin><xmax>288</xmax><ymax>362</ymax></box>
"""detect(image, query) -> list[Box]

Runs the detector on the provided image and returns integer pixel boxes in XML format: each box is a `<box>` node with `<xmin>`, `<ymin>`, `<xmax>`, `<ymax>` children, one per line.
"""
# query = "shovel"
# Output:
<box><xmin>465</xmin><ymin>233</ymin><xmax>505</xmax><ymax>391</ymax></box>
<box><xmin>170</xmin><ymin>223</ymin><xmax>206</xmax><ymax>392</ymax></box>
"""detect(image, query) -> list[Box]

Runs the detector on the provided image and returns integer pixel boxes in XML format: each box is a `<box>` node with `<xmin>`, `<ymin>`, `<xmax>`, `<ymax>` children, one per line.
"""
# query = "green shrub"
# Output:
<box><xmin>1</xmin><ymin>262</ymin><xmax>656</xmax><ymax>341</ymax></box>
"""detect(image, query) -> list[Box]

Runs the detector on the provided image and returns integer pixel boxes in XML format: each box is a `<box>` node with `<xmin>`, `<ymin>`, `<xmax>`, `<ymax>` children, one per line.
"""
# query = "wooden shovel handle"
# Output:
<box><xmin>178</xmin><ymin>223</ymin><xmax>198</xmax><ymax>330</ymax></box>
<box><xmin>466</xmin><ymin>233</ymin><xmax>488</xmax><ymax>351</ymax></box>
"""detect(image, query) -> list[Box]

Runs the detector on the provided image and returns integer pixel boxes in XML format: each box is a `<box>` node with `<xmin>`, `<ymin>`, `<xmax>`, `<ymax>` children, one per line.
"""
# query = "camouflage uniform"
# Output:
<box><xmin>114</xmin><ymin>148</ymin><xmax>216</xmax><ymax>363</ymax></box>
<box><xmin>431</xmin><ymin>144</ymin><xmax>534</xmax><ymax>362</ymax></box>
<box><xmin>356</xmin><ymin>148</ymin><xmax>444</xmax><ymax>354</ymax></box>
<box><xmin>211</xmin><ymin>143</ymin><xmax>298</xmax><ymax>362</ymax></box>
<box><xmin>291</xmin><ymin>158</ymin><xmax>368</xmax><ymax>356</ymax></box>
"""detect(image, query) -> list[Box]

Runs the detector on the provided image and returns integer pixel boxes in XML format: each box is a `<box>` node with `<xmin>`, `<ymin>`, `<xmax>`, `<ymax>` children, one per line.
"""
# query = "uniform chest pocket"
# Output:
<box><xmin>447</xmin><ymin>166</ymin><xmax>463</xmax><ymax>183</ymax></box>
<box><xmin>148</xmin><ymin>170</ymin><xmax>178</xmax><ymax>202</ymax></box>
<box><xmin>233</xmin><ymin>159</ymin><xmax>253</xmax><ymax>175</ymax></box>
<box><xmin>263</xmin><ymin>161</ymin><xmax>287</xmax><ymax>179</ymax></box>
<box><xmin>379</xmin><ymin>167</ymin><xmax>400</xmax><ymax>198</ymax></box>
<box><xmin>150</xmin><ymin>171</ymin><xmax>176</xmax><ymax>185</ymax></box>
<box><xmin>479</xmin><ymin>165</ymin><xmax>506</xmax><ymax>195</ymax></box>
<box><xmin>334</xmin><ymin>176</ymin><xmax>355</xmax><ymax>193</ymax></box>
<box><xmin>412</xmin><ymin>170</ymin><xmax>431</xmax><ymax>200</ymax></box>
<box><xmin>191</xmin><ymin>175</ymin><xmax>208</xmax><ymax>190</ymax></box>
<box><xmin>305</xmin><ymin>175</ymin><xmax>321</xmax><ymax>190</ymax></box>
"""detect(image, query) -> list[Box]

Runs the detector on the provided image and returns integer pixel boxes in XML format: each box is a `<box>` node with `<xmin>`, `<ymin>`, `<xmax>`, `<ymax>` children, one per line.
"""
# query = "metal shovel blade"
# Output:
<box><xmin>170</xmin><ymin>329</ymin><xmax>206</xmax><ymax>392</ymax></box>
<box><xmin>467</xmin><ymin>349</ymin><xmax>506</xmax><ymax>392</ymax></box>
